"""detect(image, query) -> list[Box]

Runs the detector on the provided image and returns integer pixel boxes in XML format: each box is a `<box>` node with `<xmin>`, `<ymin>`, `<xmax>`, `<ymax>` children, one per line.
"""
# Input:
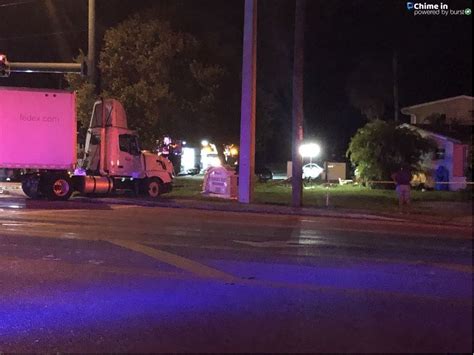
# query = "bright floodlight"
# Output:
<box><xmin>181</xmin><ymin>147</ymin><xmax>195</xmax><ymax>173</ymax></box>
<box><xmin>299</xmin><ymin>143</ymin><xmax>321</xmax><ymax>158</ymax></box>
<box><xmin>201</xmin><ymin>139</ymin><xmax>209</xmax><ymax>146</ymax></box>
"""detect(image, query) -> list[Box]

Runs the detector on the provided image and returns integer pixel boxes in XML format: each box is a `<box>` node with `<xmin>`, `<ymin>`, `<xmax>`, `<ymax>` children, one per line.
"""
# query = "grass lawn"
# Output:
<box><xmin>166</xmin><ymin>176</ymin><xmax>472</xmax><ymax>217</ymax></box>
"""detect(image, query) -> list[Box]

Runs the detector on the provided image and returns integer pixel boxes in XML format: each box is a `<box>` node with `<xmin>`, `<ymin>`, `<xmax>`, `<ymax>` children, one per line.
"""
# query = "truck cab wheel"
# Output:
<box><xmin>21</xmin><ymin>174</ymin><xmax>41</xmax><ymax>199</ymax></box>
<box><xmin>44</xmin><ymin>175</ymin><xmax>73</xmax><ymax>201</ymax></box>
<box><xmin>145</xmin><ymin>178</ymin><xmax>162</xmax><ymax>198</ymax></box>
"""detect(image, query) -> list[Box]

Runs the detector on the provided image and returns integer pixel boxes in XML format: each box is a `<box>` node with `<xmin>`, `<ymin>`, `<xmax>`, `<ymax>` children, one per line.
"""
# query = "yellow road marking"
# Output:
<box><xmin>109</xmin><ymin>239</ymin><xmax>236</xmax><ymax>281</ymax></box>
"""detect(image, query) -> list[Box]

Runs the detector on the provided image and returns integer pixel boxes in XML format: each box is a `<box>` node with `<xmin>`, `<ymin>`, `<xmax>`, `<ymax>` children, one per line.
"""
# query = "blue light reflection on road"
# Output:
<box><xmin>202</xmin><ymin>259</ymin><xmax>472</xmax><ymax>299</ymax></box>
<box><xmin>0</xmin><ymin>272</ymin><xmax>472</xmax><ymax>352</ymax></box>
<box><xmin>0</xmin><ymin>278</ymin><xmax>232</xmax><ymax>338</ymax></box>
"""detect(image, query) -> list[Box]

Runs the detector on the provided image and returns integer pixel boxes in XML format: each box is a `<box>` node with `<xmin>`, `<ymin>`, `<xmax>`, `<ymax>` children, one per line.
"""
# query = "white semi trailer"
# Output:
<box><xmin>0</xmin><ymin>87</ymin><xmax>173</xmax><ymax>200</ymax></box>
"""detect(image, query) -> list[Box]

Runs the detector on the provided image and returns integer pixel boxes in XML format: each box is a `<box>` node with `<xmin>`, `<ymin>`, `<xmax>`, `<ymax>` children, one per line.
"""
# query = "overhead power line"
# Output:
<box><xmin>0</xmin><ymin>0</ymin><xmax>40</xmax><ymax>8</ymax></box>
<box><xmin>0</xmin><ymin>29</ymin><xmax>87</xmax><ymax>42</ymax></box>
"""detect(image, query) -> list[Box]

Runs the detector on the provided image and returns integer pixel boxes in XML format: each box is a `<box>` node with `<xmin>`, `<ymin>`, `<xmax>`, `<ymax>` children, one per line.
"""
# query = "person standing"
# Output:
<box><xmin>391</xmin><ymin>166</ymin><xmax>412</xmax><ymax>209</ymax></box>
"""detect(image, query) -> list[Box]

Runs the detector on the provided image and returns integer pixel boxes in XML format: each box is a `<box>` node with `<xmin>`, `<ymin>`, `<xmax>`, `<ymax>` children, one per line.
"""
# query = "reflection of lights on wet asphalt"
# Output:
<box><xmin>0</xmin><ymin>201</ymin><xmax>23</xmax><ymax>209</ymax></box>
<box><xmin>291</xmin><ymin>239</ymin><xmax>325</xmax><ymax>245</ymax></box>
<box><xmin>61</xmin><ymin>232</ymin><xmax>79</xmax><ymax>239</ymax></box>
<box><xmin>234</xmin><ymin>239</ymin><xmax>326</xmax><ymax>248</ymax></box>
<box><xmin>42</xmin><ymin>254</ymin><xmax>61</xmax><ymax>261</ymax></box>
<box><xmin>1</xmin><ymin>222</ymin><xmax>56</xmax><ymax>233</ymax></box>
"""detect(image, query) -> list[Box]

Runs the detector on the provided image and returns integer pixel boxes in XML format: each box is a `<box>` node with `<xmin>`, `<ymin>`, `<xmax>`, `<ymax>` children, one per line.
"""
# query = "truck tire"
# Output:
<box><xmin>144</xmin><ymin>178</ymin><xmax>162</xmax><ymax>198</ymax></box>
<box><xmin>43</xmin><ymin>175</ymin><xmax>73</xmax><ymax>201</ymax></box>
<box><xmin>22</xmin><ymin>174</ymin><xmax>41</xmax><ymax>199</ymax></box>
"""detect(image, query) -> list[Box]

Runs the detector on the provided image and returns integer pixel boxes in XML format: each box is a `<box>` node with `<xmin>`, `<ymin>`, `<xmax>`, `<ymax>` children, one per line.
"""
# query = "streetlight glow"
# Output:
<box><xmin>299</xmin><ymin>143</ymin><xmax>321</xmax><ymax>158</ymax></box>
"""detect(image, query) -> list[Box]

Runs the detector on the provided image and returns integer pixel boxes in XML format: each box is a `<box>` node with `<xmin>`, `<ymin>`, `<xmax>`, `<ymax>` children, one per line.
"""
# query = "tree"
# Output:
<box><xmin>100</xmin><ymin>14</ymin><xmax>224</xmax><ymax>149</ymax></box>
<box><xmin>256</xmin><ymin>87</ymin><xmax>289</xmax><ymax>162</ymax></box>
<box><xmin>346</xmin><ymin>120</ymin><xmax>435</xmax><ymax>183</ymax></box>
<box><xmin>66</xmin><ymin>11</ymin><xmax>225</xmax><ymax>150</ymax></box>
<box><xmin>255</xmin><ymin>0</ymin><xmax>294</xmax><ymax>163</ymax></box>
<box><xmin>346</xmin><ymin>55</ymin><xmax>393</xmax><ymax>121</ymax></box>
<box><xmin>64</xmin><ymin>50</ymin><xmax>98</xmax><ymax>130</ymax></box>
<box><xmin>64</xmin><ymin>51</ymin><xmax>99</xmax><ymax>153</ymax></box>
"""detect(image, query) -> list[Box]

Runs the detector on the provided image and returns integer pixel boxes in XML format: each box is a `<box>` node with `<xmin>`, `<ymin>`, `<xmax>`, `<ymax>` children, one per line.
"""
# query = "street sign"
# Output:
<box><xmin>203</xmin><ymin>166</ymin><xmax>237</xmax><ymax>199</ymax></box>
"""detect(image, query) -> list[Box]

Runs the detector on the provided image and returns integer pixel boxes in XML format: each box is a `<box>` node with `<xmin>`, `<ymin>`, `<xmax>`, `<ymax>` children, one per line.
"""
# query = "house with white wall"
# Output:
<box><xmin>401</xmin><ymin>95</ymin><xmax>472</xmax><ymax>191</ymax></box>
<box><xmin>401</xmin><ymin>124</ymin><xmax>469</xmax><ymax>190</ymax></box>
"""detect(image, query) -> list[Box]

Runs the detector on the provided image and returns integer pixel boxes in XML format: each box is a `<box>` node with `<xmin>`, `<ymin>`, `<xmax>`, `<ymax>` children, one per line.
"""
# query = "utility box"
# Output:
<box><xmin>323</xmin><ymin>162</ymin><xmax>347</xmax><ymax>182</ymax></box>
<box><xmin>202</xmin><ymin>166</ymin><xmax>237</xmax><ymax>199</ymax></box>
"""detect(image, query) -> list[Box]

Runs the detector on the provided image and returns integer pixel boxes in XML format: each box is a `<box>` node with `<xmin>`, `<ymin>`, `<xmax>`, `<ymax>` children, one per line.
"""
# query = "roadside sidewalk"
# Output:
<box><xmin>1</xmin><ymin>182</ymin><xmax>471</xmax><ymax>228</ymax></box>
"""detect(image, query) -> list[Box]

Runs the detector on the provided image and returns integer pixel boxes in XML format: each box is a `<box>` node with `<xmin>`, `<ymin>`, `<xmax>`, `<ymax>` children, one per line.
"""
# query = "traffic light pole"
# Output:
<box><xmin>1</xmin><ymin>0</ymin><xmax>94</xmax><ymax>78</ymax></box>
<box><xmin>8</xmin><ymin>62</ymin><xmax>82</xmax><ymax>74</ymax></box>
<box><xmin>88</xmin><ymin>0</ymin><xmax>96</xmax><ymax>86</ymax></box>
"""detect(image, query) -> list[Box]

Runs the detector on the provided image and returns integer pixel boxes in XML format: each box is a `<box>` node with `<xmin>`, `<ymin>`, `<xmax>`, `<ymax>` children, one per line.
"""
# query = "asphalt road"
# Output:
<box><xmin>0</xmin><ymin>195</ymin><xmax>472</xmax><ymax>353</ymax></box>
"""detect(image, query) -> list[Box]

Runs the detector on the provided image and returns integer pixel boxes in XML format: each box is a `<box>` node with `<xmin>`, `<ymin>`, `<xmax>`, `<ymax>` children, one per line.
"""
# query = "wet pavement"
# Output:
<box><xmin>0</xmin><ymin>194</ymin><xmax>472</xmax><ymax>352</ymax></box>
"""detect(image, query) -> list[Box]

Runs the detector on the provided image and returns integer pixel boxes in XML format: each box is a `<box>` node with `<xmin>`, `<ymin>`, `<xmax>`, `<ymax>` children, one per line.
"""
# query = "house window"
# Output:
<box><xmin>435</xmin><ymin>148</ymin><xmax>445</xmax><ymax>160</ymax></box>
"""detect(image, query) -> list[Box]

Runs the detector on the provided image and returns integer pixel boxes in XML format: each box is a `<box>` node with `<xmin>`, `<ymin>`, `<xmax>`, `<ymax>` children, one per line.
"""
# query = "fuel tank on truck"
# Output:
<box><xmin>0</xmin><ymin>87</ymin><xmax>76</xmax><ymax>170</ymax></box>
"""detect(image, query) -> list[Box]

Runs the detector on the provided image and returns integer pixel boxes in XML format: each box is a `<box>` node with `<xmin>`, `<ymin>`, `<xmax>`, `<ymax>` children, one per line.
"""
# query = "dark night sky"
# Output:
<box><xmin>0</xmin><ymin>0</ymin><xmax>472</xmax><ymax>161</ymax></box>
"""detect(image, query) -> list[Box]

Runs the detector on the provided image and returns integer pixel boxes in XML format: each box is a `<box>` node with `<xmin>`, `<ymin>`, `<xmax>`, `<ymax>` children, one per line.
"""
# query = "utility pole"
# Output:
<box><xmin>291</xmin><ymin>0</ymin><xmax>306</xmax><ymax>207</ymax></box>
<box><xmin>238</xmin><ymin>0</ymin><xmax>257</xmax><ymax>204</ymax></box>
<box><xmin>88</xmin><ymin>0</ymin><xmax>96</xmax><ymax>86</ymax></box>
<box><xmin>393</xmin><ymin>49</ymin><xmax>399</xmax><ymax>122</ymax></box>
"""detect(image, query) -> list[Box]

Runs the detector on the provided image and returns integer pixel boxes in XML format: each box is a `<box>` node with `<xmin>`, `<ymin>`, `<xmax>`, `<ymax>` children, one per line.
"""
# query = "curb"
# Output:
<box><xmin>1</xmin><ymin>182</ymin><xmax>471</xmax><ymax>228</ymax></box>
<box><xmin>74</xmin><ymin>196</ymin><xmax>473</xmax><ymax>228</ymax></box>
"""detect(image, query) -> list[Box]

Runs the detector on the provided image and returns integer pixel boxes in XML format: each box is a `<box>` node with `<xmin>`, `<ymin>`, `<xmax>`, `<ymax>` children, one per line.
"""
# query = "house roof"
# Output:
<box><xmin>400</xmin><ymin>124</ymin><xmax>465</xmax><ymax>144</ymax></box>
<box><xmin>401</xmin><ymin>95</ymin><xmax>474</xmax><ymax>113</ymax></box>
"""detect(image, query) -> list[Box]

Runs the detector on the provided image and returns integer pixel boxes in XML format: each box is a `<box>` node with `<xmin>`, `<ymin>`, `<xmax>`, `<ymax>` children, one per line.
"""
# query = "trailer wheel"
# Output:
<box><xmin>44</xmin><ymin>175</ymin><xmax>73</xmax><ymax>201</ymax></box>
<box><xmin>144</xmin><ymin>178</ymin><xmax>162</xmax><ymax>198</ymax></box>
<box><xmin>21</xmin><ymin>174</ymin><xmax>41</xmax><ymax>199</ymax></box>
